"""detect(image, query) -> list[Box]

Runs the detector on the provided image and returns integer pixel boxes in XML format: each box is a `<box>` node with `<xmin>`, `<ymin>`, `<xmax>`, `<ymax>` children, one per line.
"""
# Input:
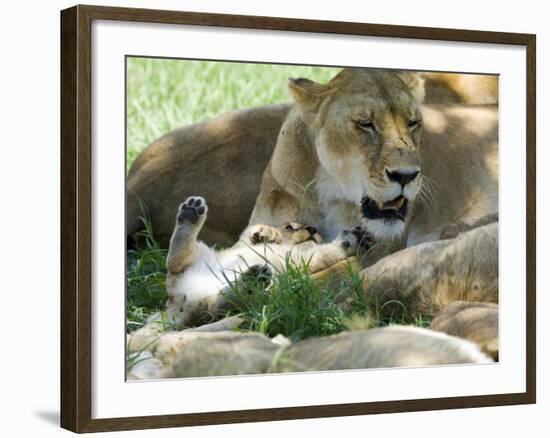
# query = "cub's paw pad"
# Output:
<box><xmin>177</xmin><ymin>196</ymin><xmax>208</xmax><ymax>224</ymax></box>
<box><xmin>250</xmin><ymin>225</ymin><xmax>282</xmax><ymax>244</ymax></box>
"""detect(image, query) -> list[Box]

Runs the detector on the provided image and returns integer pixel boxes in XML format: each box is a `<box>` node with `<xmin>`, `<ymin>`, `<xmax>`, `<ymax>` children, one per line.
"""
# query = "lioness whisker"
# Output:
<box><xmin>419</xmin><ymin>176</ymin><xmax>439</xmax><ymax>214</ymax></box>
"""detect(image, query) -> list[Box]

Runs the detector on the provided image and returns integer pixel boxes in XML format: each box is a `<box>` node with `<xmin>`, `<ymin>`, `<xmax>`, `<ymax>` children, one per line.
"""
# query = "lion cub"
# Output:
<box><xmin>165</xmin><ymin>196</ymin><xmax>367</xmax><ymax>326</ymax></box>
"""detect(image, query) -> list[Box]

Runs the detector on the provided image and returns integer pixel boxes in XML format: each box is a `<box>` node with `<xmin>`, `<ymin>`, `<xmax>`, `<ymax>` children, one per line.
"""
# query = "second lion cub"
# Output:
<box><xmin>165</xmin><ymin>196</ymin><xmax>368</xmax><ymax>326</ymax></box>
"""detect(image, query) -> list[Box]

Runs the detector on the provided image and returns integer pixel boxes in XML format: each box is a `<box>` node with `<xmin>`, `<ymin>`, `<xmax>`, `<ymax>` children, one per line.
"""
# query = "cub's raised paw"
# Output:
<box><xmin>249</xmin><ymin>225</ymin><xmax>282</xmax><ymax>245</ymax></box>
<box><xmin>177</xmin><ymin>196</ymin><xmax>208</xmax><ymax>225</ymax></box>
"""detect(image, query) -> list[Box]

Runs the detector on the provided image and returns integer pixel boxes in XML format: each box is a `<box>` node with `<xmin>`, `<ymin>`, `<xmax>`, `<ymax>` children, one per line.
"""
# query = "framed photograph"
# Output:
<box><xmin>60</xmin><ymin>4</ymin><xmax>536</xmax><ymax>433</ymax></box>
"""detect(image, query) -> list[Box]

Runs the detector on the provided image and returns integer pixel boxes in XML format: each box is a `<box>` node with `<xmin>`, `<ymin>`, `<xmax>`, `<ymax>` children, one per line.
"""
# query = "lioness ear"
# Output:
<box><xmin>288</xmin><ymin>77</ymin><xmax>327</xmax><ymax>109</ymax></box>
<box><xmin>396</xmin><ymin>72</ymin><xmax>426</xmax><ymax>103</ymax></box>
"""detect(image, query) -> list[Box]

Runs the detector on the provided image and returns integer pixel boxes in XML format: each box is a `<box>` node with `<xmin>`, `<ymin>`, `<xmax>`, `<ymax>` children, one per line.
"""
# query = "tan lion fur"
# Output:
<box><xmin>430</xmin><ymin>301</ymin><xmax>499</xmax><ymax>360</ymax></box>
<box><xmin>360</xmin><ymin>223</ymin><xmax>498</xmax><ymax>317</ymax></box>
<box><xmin>423</xmin><ymin>72</ymin><xmax>498</xmax><ymax>105</ymax></box>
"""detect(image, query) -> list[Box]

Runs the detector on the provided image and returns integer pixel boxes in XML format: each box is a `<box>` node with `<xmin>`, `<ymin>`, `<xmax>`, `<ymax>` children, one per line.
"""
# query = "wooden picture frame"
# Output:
<box><xmin>60</xmin><ymin>4</ymin><xmax>536</xmax><ymax>433</ymax></box>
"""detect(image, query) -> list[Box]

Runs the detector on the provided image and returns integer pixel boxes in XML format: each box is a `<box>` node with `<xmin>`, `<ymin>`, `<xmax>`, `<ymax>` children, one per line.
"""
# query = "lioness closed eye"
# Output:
<box><xmin>165</xmin><ymin>196</ymin><xmax>371</xmax><ymax>326</ymax></box>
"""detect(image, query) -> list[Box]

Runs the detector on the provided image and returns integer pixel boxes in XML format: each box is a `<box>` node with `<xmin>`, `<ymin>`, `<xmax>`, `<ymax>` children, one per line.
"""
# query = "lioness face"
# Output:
<box><xmin>289</xmin><ymin>69</ymin><xmax>424</xmax><ymax>239</ymax></box>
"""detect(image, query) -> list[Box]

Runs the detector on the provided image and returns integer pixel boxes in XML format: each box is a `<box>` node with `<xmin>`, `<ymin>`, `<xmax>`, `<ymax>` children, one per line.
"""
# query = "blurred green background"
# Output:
<box><xmin>126</xmin><ymin>58</ymin><xmax>340</xmax><ymax>168</ymax></box>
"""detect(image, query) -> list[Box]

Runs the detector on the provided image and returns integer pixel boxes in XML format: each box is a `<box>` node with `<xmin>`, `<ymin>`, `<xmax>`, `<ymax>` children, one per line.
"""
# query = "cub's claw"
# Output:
<box><xmin>249</xmin><ymin>225</ymin><xmax>282</xmax><ymax>245</ymax></box>
<box><xmin>351</xmin><ymin>226</ymin><xmax>373</xmax><ymax>250</ymax></box>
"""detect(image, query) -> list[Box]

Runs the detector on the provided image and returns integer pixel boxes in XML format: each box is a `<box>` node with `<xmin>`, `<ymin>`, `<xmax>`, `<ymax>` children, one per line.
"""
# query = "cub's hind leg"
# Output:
<box><xmin>166</xmin><ymin>196</ymin><xmax>208</xmax><ymax>275</ymax></box>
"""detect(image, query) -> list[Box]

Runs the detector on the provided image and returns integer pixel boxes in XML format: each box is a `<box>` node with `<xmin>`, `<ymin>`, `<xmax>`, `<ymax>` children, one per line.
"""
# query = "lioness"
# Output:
<box><xmin>126</xmin><ymin>69</ymin><xmax>498</xmax><ymax>248</ymax></box>
<box><xmin>249</xmin><ymin>68</ymin><xmax>498</xmax><ymax>255</ymax></box>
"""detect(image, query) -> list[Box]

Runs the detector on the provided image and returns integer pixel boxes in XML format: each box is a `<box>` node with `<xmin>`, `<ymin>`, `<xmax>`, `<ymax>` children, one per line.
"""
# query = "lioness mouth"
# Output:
<box><xmin>361</xmin><ymin>195</ymin><xmax>408</xmax><ymax>221</ymax></box>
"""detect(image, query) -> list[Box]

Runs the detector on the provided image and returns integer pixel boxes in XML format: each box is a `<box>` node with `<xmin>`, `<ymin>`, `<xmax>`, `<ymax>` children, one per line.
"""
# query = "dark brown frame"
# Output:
<box><xmin>60</xmin><ymin>4</ymin><xmax>536</xmax><ymax>433</ymax></box>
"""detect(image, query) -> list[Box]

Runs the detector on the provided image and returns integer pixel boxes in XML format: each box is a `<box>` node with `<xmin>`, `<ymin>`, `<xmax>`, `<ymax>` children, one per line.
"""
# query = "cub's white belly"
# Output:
<box><xmin>171</xmin><ymin>242</ymin><xmax>295</xmax><ymax>304</ymax></box>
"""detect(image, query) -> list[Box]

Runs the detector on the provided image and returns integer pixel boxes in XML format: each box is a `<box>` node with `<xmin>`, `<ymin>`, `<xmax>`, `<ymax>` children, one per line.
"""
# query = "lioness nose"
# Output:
<box><xmin>386</xmin><ymin>169</ymin><xmax>420</xmax><ymax>187</ymax></box>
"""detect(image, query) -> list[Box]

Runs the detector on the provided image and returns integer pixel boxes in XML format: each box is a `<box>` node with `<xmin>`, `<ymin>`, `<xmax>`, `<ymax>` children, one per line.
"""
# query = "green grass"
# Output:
<box><xmin>126</xmin><ymin>206</ymin><xmax>167</xmax><ymax>332</ymax></box>
<box><xmin>223</xmin><ymin>253</ymin><xmax>431</xmax><ymax>342</ymax></box>
<box><xmin>223</xmin><ymin>258</ymin><xmax>348</xmax><ymax>342</ymax></box>
<box><xmin>126</xmin><ymin>58</ymin><xmax>339</xmax><ymax>169</ymax></box>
